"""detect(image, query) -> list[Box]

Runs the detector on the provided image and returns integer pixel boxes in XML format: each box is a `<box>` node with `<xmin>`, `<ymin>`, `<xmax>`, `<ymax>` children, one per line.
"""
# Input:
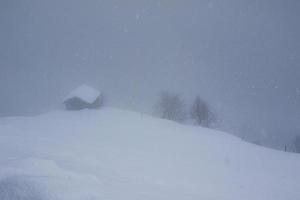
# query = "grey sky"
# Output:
<box><xmin>0</xmin><ymin>0</ymin><xmax>300</xmax><ymax>141</ymax></box>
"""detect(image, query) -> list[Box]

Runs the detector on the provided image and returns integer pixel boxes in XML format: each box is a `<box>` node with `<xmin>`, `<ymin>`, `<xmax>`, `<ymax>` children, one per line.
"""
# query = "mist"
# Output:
<box><xmin>1</xmin><ymin>0</ymin><xmax>300</xmax><ymax>149</ymax></box>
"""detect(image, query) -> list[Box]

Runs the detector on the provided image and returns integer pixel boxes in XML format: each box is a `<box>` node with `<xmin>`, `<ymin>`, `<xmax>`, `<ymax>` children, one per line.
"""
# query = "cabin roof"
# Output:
<box><xmin>63</xmin><ymin>85</ymin><xmax>101</xmax><ymax>104</ymax></box>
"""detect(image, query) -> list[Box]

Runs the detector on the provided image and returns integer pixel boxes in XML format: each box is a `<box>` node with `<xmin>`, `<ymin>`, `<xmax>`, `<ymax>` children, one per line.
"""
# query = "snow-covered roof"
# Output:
<box><xmin>63</xmin><ymin>85</ymin><xmax>101</xmax><ymax>104</ymax></box>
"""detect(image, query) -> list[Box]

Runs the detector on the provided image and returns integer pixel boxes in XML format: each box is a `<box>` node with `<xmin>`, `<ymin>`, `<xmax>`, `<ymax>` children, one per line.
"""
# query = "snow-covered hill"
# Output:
<box><xmin>0</xmin><ymin>108</ymin><xmax>299</xmax><ymax>200</ymax></box>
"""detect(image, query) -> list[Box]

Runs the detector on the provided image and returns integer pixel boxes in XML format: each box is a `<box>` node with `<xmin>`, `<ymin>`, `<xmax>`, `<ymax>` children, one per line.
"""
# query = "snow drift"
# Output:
<box><xmin>0</xmin><ymin>108</ymin><xmax>299</xmax><ymax>200</ymax></box>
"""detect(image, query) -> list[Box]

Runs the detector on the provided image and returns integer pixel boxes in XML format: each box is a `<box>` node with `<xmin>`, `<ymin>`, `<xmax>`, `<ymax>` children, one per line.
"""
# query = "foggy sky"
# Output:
<box><xmin>1</xmin><ymin>0</ymin><xmax>300</xmax><ymax>140</ymax></box>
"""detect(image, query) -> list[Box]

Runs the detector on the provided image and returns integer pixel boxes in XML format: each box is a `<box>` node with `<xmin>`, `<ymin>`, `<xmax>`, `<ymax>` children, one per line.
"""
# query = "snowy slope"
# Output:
<box><xmin>0</xmin><ymin>108</ymin><xmax>299</xmax><ymax>200</ymax></box>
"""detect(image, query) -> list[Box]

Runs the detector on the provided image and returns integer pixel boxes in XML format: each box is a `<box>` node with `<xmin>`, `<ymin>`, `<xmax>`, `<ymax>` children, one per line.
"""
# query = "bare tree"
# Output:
<box><xmin>154</xmin><ymin>91</ymin><xmax>186</xmax><ymax>122</ymax></box>
<box><xmin>190</xmin><ymin>96</ymin><xmax>214</xmax><ymax>127</ymax></box>
<box><xmin>294</xmin><ymin>135</ymin><xmax>300</xmax><ymax>153</ymax></box>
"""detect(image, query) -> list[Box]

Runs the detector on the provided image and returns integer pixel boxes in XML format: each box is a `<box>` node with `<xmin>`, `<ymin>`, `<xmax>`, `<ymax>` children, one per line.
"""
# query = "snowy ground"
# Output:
<box><xmin>0</xmin><ymin>107</ymin><xmax>299</xmax><ymax>200</ymax></box>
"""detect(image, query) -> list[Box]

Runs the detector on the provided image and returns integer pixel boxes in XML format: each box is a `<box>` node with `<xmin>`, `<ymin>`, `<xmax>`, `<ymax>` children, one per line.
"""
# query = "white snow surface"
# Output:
<box><xmin>0</xmin><ymin>107</ymin><xmax>299</xmax><ymax>200</ymax></box>
<box><xmin>63</xmin><ymin>84</ymin><xmax>101</xmax><ymax>104</ymax></box>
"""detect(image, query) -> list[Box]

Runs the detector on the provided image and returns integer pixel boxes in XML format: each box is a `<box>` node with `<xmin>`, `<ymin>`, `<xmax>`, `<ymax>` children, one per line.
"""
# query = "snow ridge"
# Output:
<box><xmin>0</xmin><ymin>108</ymin><xmax>299</xmax><ymax>200</ymax></box>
